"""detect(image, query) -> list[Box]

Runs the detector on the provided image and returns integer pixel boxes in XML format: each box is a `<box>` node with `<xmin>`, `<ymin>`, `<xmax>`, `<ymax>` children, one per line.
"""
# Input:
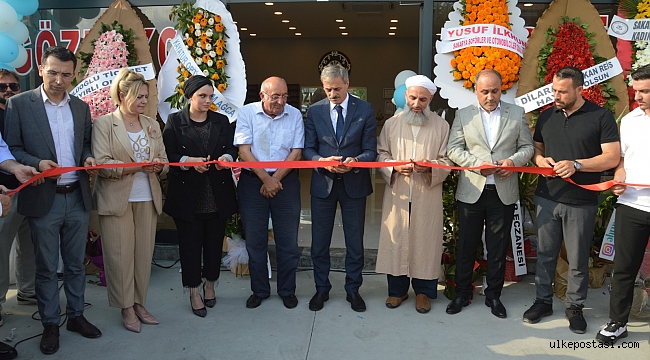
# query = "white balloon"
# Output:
<box><xmin>7</xmin><ymin>45</ymin><xmax>26</xmax><ymax>68</ymax></box>
<box><xmin>4</xmin><ymin>21</ymin><xmax>28</xmax><ymax>44</ymax></box>
<box><xmin>394</xmin><ymin>70</ymin><xmax>417</xmax><ymax>88</ymax></box>
<box><xmin>0</xmin><ymin>3</ymin><xmax>18</xmax><ymax>32</ymax></box>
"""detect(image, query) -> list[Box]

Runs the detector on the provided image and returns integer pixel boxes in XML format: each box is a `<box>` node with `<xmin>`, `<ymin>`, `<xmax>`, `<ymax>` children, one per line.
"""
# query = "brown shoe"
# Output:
<box><xmin>415</xmin><ymin>294</ymin><xmax>431</xmax><ymax>314</ymax></box>
<box><xmin>385</xmin><ymin>294</ymin><xmax>409</xmax><ymax>309</ymax></box>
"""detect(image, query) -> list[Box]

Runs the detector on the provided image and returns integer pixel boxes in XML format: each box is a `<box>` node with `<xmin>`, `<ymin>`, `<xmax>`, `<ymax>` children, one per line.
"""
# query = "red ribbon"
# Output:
<box><xmin>7</xmin><ymin>160</ymin><xmax>646</xmax><ymax>196</ymax></box>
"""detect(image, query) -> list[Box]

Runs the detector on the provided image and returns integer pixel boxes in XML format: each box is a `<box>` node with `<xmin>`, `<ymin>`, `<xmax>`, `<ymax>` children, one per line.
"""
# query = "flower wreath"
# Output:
<box><xmin>451</xmin><ymin>0</ymin><xmax>521</xmax><ymax>91</ymax></box>
<box><xmin>75</xmin><ymin>21</ymin><xmax>138</xmax><ymax>120</ymax></box>
<box><xmin>166</xmin><ymin>0</ymin><xmax>229</xmax><ymax>111</ymax></box>
<box><xmin>534</xmin><ymin>16</ymin><xmax>618</xmax><ymax>125</ymax></box>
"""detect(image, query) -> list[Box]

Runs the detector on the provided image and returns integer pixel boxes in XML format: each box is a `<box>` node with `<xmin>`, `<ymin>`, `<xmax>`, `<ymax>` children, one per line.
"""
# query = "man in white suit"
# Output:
<box><xmin>446</xmin><ymin>70</ymin><xmax>534</xmax><ymax>318</ymax></box>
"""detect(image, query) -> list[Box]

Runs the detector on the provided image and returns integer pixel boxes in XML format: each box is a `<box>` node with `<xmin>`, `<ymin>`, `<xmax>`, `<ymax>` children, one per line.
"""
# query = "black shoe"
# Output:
<box><xmin>309</xmin><ymin>291</ymin><xmax>329</xmax><ymax>311</ymax></box>
<box><xmin>523</xmin><ymin>299</ymin><xmax>553</xmax><ymax>324</ymax></box>
<box><xmin>246</xmin><ymin>294</ymin><xmax>268</xmax><ymax>309</ymax></box>
<box><xmin>40</xmin><ymin>324</ymin><xmax>59</xmax><ymax>355</ymax></box>
<box><xmin>446</xmin><ymin>296</ymin><xmax>470</xmax><ymax>315</ymax></box>
<box><xmin>566</xmin><ymin>305</ymin><xmax>587</xmax><ymax>334</ymax></box>
<box><xmin>485</xmin><ymin>298</ymin><xmax>507</xmax><ymax>318</ymax></box>
<box><xmin>0</xmin><ymin>341</ymin><xmax>17</xmax><ymax>360</ymax></box>
<box><xmin>281</xmin><ymin>295</ymin><xmax>298</xmax><ymax>309</ymax></box>
<box><xmin>191</xmin><ymin>297</ymin><xmax>207</xmax><ymax>318</ymax></box>
<box><xmin>203</xmin><ymin>283</ymin><xmax>216</xmax><ymax>308</ymax></box>
<box><xmin>346</xmin><ymin>292</ymin><xmax>366</xmax><ymax>312</ymax></box>
<box><xmin>66</xmin><ymin>315</ymin><xmax>102</xmax><ymax>338</ymax></box>
<box><xmin>596</xmin><ymin>320</ymin><xmax>628</xmax><ymax>345</ymax></box>
<box><xmin>16</xmin><ymin>293</ymin><xmax>38</xmax><ymax>305</ymax></box>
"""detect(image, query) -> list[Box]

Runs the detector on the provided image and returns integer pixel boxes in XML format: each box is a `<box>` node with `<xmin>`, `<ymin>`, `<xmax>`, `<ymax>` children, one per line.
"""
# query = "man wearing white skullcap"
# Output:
<box><xmin>375</xmin><ymin>74</ymin><xmax>453</xmax><ymax>313</ymax></box>
<box><xmin>446</xmin><ymin>69</ymin><xmax>533</xmax><ymax>319</ymax></box>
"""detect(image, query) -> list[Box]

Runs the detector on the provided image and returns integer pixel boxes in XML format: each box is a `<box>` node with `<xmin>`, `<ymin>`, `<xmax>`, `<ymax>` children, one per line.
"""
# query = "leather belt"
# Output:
<box><xmin>56</xmin><ymin>181</ymin><xmax>79</xmax><ymax>194</ymax></box>
<box><xmin>241</xmin><ymin>169</ymin><xmax>276</xmax><ymax>178</ymax></box>
<box><xmin>484</xmin><ymin>184</ymin><xmax>496</xmax><ymax>190</ymax></box>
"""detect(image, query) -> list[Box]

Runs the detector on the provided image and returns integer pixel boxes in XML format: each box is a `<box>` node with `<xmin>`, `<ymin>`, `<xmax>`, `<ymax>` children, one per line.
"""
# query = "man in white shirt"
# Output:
<box><xmin>5</xmin><ymin>46</ymin><xmax>100</xmax><ymax>355</ymax></box>
<box><xmin>596</xmin><ymin>64</ymin><xmax>650</xmax><ymax>345</ymax></box>
<box><xmin>446</xmin><ymin>70</ymin><xmax>534</xmax><ymax>318</ymax></box>
<box><xmin>234</xmin><ymin>76</ymin><xmax>304</xmax><ymax>310</ymax></box>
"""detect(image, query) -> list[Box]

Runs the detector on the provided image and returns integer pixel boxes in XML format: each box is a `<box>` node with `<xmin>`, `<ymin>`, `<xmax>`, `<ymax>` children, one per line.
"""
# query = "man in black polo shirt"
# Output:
<box><xmin>523</xmin><ymin>67</ymin><xmax>620</xmax><ymax>334</ymax></box>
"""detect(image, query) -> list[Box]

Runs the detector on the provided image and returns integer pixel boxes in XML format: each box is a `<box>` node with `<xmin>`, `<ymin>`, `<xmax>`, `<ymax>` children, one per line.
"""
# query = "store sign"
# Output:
<box><xmin>318</xmin><ymin>50</ymin><xmax>351</xmax><ymax>75</ymax></box>
<box><xmin>16</xmin><ymin>20</ymin><xmax>177</xmax><ymax>75</ymax></box>
<box><xmin>514</xmin><ymin>57</ymin><xmax>623</xmax><ymax>113</ymax></box>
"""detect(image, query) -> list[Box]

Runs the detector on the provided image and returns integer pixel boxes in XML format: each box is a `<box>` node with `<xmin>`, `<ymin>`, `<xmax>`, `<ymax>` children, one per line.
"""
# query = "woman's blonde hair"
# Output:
<box><xmin>110</xmin><ymin>68</ymin><xmax>148</xmax><ymax>110</ymax></box>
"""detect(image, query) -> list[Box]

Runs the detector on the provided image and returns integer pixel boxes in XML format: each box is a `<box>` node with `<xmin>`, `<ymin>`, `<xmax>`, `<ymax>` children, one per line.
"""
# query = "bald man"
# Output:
<box><xmin>234</xmin><ymin>77</ymin><xmax>304</xmax><ymax>309</ymax></box>
<box><xmin>376</xmin><ymin>75</ymin><xmax>452</xmax><ymax>313</ymax></box>
<box><xmin>446</xmin><ymin>69</ymin><xmax>533</xmax><ymax>318</ymax></box>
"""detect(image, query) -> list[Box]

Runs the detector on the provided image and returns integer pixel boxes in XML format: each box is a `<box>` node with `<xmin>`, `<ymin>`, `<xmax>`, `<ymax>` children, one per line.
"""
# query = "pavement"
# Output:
<box><xmin>0</xmin><ymin>264</ymin><xmax>648</xmax><ymax>360</ymax></box>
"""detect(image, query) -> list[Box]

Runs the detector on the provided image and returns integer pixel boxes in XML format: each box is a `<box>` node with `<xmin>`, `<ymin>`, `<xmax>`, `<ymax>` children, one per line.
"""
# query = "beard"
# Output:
<box><xmin>402</xmin><ymin>106</ymin><xmax>431</xmax><ymax>126</ymax></box>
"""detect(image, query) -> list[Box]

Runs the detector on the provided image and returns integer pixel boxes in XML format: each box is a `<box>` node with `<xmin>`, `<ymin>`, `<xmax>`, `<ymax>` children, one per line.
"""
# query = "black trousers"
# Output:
<box><xmin>456</xmin><ymin>186</ymin><xmax>515</xmax><ymax>300</ymax></box>
<box><xmin>387</xmin><ymin>275</ymin><xmax>438</xmax><ymax>299</ymax></box>
<box><xmin>610</xmin><ymin>204</ymin><xmax>650</xmax><ymax>323</ymax></box>
<box><xmin>174</xmin><ymin>215</ymin><xmax>227</xmax><ymax>288</ymax></box>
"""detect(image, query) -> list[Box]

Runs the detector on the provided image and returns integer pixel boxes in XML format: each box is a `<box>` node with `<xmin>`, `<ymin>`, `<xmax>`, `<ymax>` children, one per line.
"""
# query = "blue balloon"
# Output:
<box><xmin>4</xmin><ymin>0</ymin><xmax>39</xmax><ymax>17</ymax></box>
<box><xmin>393</xmin><ymin>84</ymin><xmax>407</xmax><ymax>109</ymax></box>
<box><xmin>0</xmin><ymin>63</ymin><xmax>15</xmax><ymax>72</ymax></box>
<box><xmin>0</xmin><ymin>34</ymin><xmax>19</xmax><ymax>64</ymax></box>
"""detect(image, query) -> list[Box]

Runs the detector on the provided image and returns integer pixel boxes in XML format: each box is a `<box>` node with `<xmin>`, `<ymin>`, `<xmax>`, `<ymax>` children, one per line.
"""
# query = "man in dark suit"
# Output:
<box><xmin>5</xmin><ymin>46</ymin><xmax>101</xmax><ymax>355</ymax></box>
<box><xmin>304</xmin><ymin>64</ymin><xmax>377</xmax><ymax>312</ymax></box>
<box><xmin>446</xmin><ymin>69</ymin><xmax>533</xmax><ymax>318</ymax></box>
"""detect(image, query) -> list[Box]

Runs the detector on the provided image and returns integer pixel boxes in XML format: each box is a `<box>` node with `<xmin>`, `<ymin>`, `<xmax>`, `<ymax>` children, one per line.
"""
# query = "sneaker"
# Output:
<box><xmin>523</xmin><ymin>299</ymin><xmax>553</xmax><ymax>324</ymax></box>
<box><xmin>595</xmin><ymin>320</ymin><xmax>628</xmax><ymax>345</ymax></box>
<box><xmin>16</xmin><ymin>293</ymin><xmax>38</xmax><ymax>305</ymax></box>
<box><xmin>566</xmin><ymin>305</ymin><xmax>587</xmax><ymax>334</ymax></box>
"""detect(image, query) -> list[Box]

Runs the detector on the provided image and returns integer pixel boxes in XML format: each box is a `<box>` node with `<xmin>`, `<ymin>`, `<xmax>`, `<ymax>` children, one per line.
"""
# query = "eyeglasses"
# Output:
<box><xmin>44</xmin><ymin>70</ymin><xmax>74</xmax><ymax>80</ymax></box>
<box><xmin>262</xmin><ymin>91</ymin><xmax>289</xmax><ymax>101</ymax></box>
<box><xmin>0</xmin><ymin>83</ymin><xmax>19</xmax><ymax>92</ymax></box>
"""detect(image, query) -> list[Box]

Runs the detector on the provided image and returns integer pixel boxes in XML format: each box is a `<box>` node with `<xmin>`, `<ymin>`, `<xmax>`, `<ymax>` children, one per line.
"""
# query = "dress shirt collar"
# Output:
<box><xmin>254</xmin><ymin>100</ymin><xmax>289</xmax><ymax>120</ymax></box>
<box><xmin>478</xmin><ymin>101</ymin><xmax>501</xmax><ymax>116</ymax></box>
<box><xmin>40</xmin><ymin>85</ymin><xmax>71</xmax><ymax>106</ymax></box>
<box><xmin>329</xmin><ymin>93</ymin><xmax>350</xmax><ymax>113</ymax></box>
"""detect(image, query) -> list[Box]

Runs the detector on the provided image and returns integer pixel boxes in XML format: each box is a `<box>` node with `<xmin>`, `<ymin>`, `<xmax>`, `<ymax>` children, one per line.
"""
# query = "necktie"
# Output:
<box><xmin>335</xmin><ymin>104</ymin><xmax>344</xmax><ymax>143</ymax></box>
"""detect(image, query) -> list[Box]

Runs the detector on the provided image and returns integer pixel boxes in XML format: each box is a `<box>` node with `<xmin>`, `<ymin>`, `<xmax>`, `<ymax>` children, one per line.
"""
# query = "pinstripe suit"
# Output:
<box><xmin>92</xmin><ymin>110</ymin><xmax>168</xmax><ymax>308</ymax></box>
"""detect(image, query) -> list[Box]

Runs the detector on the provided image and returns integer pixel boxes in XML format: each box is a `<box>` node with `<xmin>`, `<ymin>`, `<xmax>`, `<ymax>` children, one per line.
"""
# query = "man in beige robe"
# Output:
<box><xmin>376</xmin><ymin>75</ymin><xmax>451</xmax><ymax>314</ymax></box>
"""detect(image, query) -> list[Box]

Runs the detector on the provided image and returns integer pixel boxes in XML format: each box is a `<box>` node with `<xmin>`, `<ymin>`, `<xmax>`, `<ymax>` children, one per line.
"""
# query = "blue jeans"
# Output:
<box><xmin>239</xmin><ymin>170</ymin><xmax>300</xmax><ymax>297</ymax></box>
<box><xmin>28</xmin><ymin>189</ymin><xmax>89</xmax><ymax>326</ymax></box>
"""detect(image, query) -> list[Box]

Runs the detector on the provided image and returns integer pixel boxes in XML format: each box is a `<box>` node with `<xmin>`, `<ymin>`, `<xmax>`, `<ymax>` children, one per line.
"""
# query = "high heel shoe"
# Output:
<box><xmin>190</xmin><ymin>290</ymin><xmax>207</xmax><ymax>318</ymax></box>
<box><xmin>203</xmin><ymin>283</ymin><xmax>216</xmax><ymax>308</ymax></box>
<box><xmin>122</xmin><ymin>308</ymin><xmax>141</xmax><ymax>333</ymax></box>
<box><xmin>133</xmin><ymin>304</ymin><xmax>159</xmax><ymax>325</ymax></box>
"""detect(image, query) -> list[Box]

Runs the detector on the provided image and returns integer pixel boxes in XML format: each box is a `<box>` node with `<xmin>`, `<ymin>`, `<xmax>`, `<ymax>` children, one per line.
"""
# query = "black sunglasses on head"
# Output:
<box><xmin>0</xmin><ymin>83</ymin><xmax>20</xmax><ymax>92</ymax></box>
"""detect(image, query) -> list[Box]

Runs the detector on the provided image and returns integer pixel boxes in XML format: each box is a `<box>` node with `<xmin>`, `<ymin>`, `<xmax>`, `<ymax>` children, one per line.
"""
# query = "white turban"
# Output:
<box><xmin>404</xmin><ymin>75</ymin><xmax>437</xmax><ymax>95</ymax></box>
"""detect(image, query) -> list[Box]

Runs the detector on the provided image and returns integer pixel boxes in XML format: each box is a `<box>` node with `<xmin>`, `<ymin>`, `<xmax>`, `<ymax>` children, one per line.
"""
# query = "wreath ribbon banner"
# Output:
<box><xmin>70</xmin><ymin>63</ymin><xmax>156</xmax><ymax>98</ymax></box>
<box><xmin>439</xmin><ymin>23</ymin><xmax>527</xmax><ymax>57</ymax></box>
<box><xmin>7</xmin><ymin>160</ymin><xmax>646</xmax><ymax>197</ymax></box>
<box><xmin>514</xmin><ymin>57</ymin><xmax>623</xmax><ymax>113</ymax></box>
<box><xmin>608</xmin><ymin>15</ymin><xmax>650</xmax><ymax>41</ymax></box>
<box><xmin>170</xmin><ymin>32</ymin><xmax>239</xmax><ymax>121</ymax></box>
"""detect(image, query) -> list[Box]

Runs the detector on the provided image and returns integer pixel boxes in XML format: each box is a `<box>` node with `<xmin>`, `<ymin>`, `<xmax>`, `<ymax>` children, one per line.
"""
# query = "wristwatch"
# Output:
<box><xmin>573</xmin><ymin>160</ymin><xmax>582</xmax><ymax>172</ymax></box>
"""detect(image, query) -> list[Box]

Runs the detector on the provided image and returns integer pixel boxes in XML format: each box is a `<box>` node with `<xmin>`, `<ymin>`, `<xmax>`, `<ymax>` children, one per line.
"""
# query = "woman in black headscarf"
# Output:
<box><xmin>162</xmin><ymin>76</ymin><xmax>238</xmax><ymax>317</ymax></box>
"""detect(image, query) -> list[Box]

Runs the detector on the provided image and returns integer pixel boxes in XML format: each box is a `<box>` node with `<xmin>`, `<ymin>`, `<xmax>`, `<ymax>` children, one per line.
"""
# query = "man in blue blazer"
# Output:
<box><xmin>304</xmin><ymin>64</ymin><xmax>377</xmax><ymax>312</ymax></box>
